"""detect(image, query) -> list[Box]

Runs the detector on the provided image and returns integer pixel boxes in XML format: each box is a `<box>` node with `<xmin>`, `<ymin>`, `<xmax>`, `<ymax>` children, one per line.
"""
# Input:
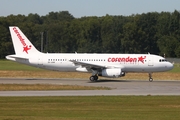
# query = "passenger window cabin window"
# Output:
<box><xmin>159</xmin><ymin>59</ymin><xmax>168</xmax><ymax>62</ymax></box>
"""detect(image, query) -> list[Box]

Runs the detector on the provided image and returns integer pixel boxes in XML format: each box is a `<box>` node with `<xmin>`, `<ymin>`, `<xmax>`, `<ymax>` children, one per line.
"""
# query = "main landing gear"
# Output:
<box><xmin>149</xmin><ymin>73</ymin><xmax>153</xmax><ymax>82</ymax></box>
<box><xmin>89</xmin><ymin>75</ymin><xmax>98</xmax><ymax>82</ymax></box>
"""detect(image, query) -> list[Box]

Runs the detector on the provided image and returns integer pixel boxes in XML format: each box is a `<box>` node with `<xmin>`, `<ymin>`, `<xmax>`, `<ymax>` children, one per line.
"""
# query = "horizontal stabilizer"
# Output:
<box><xmin>6</xmin><ymin>55</ymin><xmax>29</xmax><ymax>60</ymax></box>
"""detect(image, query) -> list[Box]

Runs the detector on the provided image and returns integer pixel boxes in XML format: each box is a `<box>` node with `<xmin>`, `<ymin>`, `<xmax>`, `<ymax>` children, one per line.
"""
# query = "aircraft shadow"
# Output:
<box><xmin>89</xmin><ymin>79</ymin><xmax>132</xmax><ymax>83</ymax></box>
<box><xmin>26</xmin><ymin>78</ymin><xmax>41</xmax><ymax>80</ymax></box>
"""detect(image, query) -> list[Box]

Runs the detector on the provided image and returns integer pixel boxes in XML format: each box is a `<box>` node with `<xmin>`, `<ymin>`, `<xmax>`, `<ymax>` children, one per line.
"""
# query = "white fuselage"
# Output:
<box><xmin>8</xmin><ymin>53</ymin><xmax>173</xmax><ymax>73</ymax></box>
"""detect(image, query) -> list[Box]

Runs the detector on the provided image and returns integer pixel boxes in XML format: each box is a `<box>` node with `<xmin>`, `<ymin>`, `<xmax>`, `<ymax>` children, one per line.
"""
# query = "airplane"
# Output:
<box><xmin>6</xmin><ymin>26</ymin><xmax>174</xmax><ymax>82</ymax></box>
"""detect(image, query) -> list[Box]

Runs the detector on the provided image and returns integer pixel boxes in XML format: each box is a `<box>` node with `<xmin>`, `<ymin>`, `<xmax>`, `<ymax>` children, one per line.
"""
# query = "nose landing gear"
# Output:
<box><xmin>149</xmin><ymin>73</ymin><xmax>153</xmax><ymax>82</ymax></box>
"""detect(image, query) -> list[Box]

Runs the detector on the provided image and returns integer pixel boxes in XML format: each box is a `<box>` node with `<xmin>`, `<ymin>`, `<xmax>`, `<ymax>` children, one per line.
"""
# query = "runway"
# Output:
<box><xmin>0</xmin><ymin>78</ymin><xmax>180</xmax><ymax>96</ymax></box>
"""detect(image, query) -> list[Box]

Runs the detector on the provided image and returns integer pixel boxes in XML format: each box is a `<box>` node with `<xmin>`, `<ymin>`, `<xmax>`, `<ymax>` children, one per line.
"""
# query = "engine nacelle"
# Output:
<box><xmin>98</xmin><ymin>68</ymin><xmax>125</xmax><ymax>78</ymax></box>
<box><xmin>76</xmin><ymin>67</ymin><xmax>88</xmax><ymax>72</ymax></box>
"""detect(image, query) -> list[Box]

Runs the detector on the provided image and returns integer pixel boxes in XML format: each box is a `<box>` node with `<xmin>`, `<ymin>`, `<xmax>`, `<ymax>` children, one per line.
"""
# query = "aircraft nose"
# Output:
<box><xmin>167</xmin><ymin>62</ymin><xmax>174</xmax><ymax>70</ymax></box>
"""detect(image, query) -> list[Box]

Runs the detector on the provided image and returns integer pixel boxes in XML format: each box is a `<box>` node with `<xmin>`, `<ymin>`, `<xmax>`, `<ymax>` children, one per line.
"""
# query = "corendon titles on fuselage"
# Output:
<box><xmin>108</xmin><ymin>56</ymin><xmax>146</xmax><ymax>64</ymax></box>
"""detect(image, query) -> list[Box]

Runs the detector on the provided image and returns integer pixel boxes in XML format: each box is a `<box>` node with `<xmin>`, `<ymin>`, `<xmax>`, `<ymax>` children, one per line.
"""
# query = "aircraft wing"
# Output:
<box><xmin>70</xmin><ymin>60</ymin><xmax>105</xmax><ymax>70</ymax></box>
<box><xmin>69</xmin><ymin>60</ymin><xmax>124</xmax><ymax>71</ymax></box>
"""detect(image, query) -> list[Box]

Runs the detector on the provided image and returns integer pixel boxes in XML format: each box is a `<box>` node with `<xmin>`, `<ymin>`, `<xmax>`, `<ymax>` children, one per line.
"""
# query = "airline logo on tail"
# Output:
<box><xmin>13</xmin><ymin>27</ymin><xmax>31</xmax><ymax>54</ymax></box>
<box><xmin>23</xmin><ymin>45</ymin><xmax>31</xmax><ymax>54</ymax></box>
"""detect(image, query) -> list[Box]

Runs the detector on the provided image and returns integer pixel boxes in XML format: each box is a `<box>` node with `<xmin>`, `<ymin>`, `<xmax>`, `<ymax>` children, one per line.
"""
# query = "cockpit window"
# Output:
<box><xmin>159</xmin><ymin>59</ymin><xmax>168</xmax><ymax>62</ymax></box>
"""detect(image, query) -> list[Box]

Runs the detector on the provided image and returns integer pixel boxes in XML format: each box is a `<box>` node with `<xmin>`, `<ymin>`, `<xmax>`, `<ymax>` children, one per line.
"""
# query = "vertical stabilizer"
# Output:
<box><xmin>9</xmin><ymin>26</ymin><xmax>40</xmax><ymax>55</ymax></box>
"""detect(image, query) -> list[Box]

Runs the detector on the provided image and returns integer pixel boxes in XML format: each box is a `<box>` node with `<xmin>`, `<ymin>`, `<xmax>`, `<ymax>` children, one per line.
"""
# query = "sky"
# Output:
<box><xmin>0</xmin><ymin>0</ymin><xmax>180</xmax><ymax>18</ymax></box>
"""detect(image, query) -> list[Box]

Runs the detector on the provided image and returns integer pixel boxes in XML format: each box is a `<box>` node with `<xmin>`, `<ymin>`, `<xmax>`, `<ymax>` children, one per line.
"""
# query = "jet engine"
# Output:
<box><xmin>98</xmin><ymin>68</ymin><xmax>125</xmax><ymax>78</ymax></box>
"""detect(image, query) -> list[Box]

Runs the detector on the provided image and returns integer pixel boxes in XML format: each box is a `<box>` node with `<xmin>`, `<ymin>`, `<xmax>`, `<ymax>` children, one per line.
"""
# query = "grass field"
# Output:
<box><xmin>0</xmin><ymin>96</ymin><xmax>180</xmax><ymax>120</ymax></box>
<box><xmin>0</xmin><ymin>84</ymin><xmax>110</xmax><ymax>91</ymax></box>
<box><xmin>0</xmin><ymin>60</ymin><xmax>180</xmax><ymax>80</ymax></box>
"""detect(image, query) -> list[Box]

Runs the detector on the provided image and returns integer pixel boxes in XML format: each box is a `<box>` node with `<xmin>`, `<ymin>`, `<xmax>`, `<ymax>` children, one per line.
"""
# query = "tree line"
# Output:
<box><xmin>0</xmin><ymin>10</ymin><xmax>180</xmax><ymax>59</ymax></box>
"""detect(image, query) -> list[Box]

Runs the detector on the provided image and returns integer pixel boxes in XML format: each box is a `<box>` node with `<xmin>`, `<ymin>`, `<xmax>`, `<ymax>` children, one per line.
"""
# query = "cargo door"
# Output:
<box><xmin>148</xmin><ymin>55</ymin><xmax>153</xmax><ymax>66</ymax></box>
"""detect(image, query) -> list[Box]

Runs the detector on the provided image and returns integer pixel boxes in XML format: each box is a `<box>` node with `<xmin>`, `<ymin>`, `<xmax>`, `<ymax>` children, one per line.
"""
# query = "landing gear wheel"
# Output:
<box><xmin>89</xmin><ymin>75</ymin><xmax>98</xmax><ymax>82</ymax></box>
<box><xmin>90</xmin><ymin>76</ymin><xmax>94</xmax><ymax>81</ymax></box>
<box><xmin>149</xmin><ymin>78</ymin><xmax>153</xmax><ymax>82</ymax></box>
